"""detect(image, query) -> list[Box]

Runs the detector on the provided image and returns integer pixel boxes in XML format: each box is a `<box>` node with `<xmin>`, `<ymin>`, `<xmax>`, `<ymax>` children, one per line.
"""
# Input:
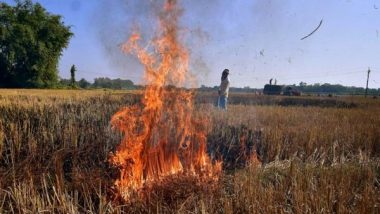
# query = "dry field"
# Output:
<box><xmin>0</xmin><ymin>89</ymin><xmax>379</xmax><ymax>213</ymax></box>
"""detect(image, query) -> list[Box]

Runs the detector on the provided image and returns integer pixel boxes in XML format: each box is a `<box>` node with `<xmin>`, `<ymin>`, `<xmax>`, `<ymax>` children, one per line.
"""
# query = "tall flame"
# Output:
<box><xmin>109</xmin><ymin>0</ymin><xmax>220</xmax><ymax>201</ymax></box>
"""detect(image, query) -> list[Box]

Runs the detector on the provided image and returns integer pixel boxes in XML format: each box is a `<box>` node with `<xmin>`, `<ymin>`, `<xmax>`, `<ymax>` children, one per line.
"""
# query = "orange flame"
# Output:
<box><xmin>109</xmin><ymin>0</ymin><xmax>220</xmax><ymax>201</ymax></box>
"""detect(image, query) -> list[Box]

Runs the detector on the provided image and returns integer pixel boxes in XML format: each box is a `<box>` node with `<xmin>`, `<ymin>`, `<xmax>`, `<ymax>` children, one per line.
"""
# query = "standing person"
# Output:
<box><xmin>218</xmin><ymin>69</ymin><xmax>230</xmax><ymax>110</ymax></box>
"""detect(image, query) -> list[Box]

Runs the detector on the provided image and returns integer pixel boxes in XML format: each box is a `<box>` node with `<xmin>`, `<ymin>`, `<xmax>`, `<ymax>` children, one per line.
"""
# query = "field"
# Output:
<box><xmin>0</xmin><ymin>89</ymin><xmax>379</xmax><ymax>213</ymax></box>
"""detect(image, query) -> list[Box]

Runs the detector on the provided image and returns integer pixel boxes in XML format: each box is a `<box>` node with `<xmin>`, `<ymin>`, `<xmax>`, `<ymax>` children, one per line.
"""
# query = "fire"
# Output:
<box><xmin>109</xmin><ymin>0</ymin><xmax>221</xmax><ymax>201</ymax></box>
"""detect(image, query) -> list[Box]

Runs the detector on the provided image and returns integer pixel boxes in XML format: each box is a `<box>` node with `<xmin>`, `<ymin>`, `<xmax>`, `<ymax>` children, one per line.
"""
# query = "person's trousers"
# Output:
<box><xmin>217</xmin><ymin>95</ymin><xmax>227</xmax><ymax>110</ymax></box>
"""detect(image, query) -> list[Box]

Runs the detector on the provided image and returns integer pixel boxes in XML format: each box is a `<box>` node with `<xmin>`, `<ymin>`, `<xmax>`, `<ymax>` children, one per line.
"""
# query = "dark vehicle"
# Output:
<box><xmin>263</xmin><ymin>84</ymin><xmax>283</xmax><ymax>95</ymax></box>
<box><xmin>283</xmin><ymin>86</ymin><xmax>301</xmax><ymax>96</ymax></box>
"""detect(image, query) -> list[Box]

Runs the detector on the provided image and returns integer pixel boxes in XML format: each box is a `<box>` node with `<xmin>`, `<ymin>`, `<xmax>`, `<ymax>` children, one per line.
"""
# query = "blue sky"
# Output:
<box><xmin>3</xmin><ymin>0</ymin><xmax>380</xmax><ymax>88</ymax></box>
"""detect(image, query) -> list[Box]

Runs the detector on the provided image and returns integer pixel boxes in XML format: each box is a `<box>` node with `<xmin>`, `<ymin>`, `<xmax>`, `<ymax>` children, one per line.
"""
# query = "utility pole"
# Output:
<box><xmin>365</xmin><ymin>67</ymin><xmax>371</xmax><ymax>98</ymax></box>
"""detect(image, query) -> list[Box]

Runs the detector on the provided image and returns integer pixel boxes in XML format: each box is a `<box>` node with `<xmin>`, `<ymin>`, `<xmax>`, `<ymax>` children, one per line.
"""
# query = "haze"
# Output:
<box><xmin>3</xmin><ymin>0</ymin><xmax>380</xmax><ymax>88</ymax></box>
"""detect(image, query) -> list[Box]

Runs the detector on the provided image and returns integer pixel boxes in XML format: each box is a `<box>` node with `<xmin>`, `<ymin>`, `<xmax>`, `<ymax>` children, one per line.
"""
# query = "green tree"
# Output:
<box><xmin>0</xmin><ymin>0</ymin><xmax>72</xmax><ymax>88</ymax></box>
<box><xmin>78</xmin><ymin>78</ymin><xmax>90</xmax><ymax>89</ymax></box>
<box><xmin>93</xmin><ymin>77</ymin><xmax>135</xmax><ymax>89</ymax></box>
<box><xmin>70</xmin><ymin>64</ymin><xmax>76</xmax><ymax>86</ymax></box>
<box><xmin>58</xmin><ymin>77</ymin><xmax>71</xmax><ymax>88</ymax></box>
<box><xmin>299</xmin><ymin>82</ymin><xmax>307</xmax><ymax>87</ymax></box>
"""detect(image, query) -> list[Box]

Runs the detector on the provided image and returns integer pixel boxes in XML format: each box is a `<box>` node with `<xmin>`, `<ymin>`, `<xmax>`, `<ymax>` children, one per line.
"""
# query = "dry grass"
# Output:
<box><xmin>0</xmin><ymin>89</ymin><xmax>379</xmax><ymax>213</ymax></box>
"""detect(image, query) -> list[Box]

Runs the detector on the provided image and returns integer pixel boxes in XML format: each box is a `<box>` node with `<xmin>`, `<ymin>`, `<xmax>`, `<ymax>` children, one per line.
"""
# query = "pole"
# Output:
<box><xmin>365</xmin><ymin>67</ymin><xmax>370</xmax><ymax>98</ymax></box>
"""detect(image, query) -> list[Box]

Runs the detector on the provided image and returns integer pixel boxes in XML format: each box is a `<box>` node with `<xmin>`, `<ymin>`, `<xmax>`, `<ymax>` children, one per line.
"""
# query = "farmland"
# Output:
<box><xmin>0</xmin><ymin>89</ymin><xmax>379</xmax><ymax>213</ymax></box>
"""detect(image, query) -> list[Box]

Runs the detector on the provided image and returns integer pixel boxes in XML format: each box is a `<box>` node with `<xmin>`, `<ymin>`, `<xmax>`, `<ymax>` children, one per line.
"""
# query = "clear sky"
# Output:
<box><xmin>3</xmin><ymin>0</ymin><xmax>380</xmax><ymax>88</ymax></box>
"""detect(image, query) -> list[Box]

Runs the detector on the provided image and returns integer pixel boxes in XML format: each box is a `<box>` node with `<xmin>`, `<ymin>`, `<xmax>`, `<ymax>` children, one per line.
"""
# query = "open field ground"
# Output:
<box><xmin>0</xmin><ymin>89</ymin><xmax>379</xmax><ymax>213</ymax></box>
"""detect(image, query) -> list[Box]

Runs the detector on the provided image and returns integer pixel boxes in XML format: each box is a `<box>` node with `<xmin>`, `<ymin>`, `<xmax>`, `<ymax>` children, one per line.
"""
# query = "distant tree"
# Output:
<box><xmin>78</xmin><ymin>78</ymin><xmax>90</xmax><ymax>89</ymax></box>
<box><xmin>0</xmin><ymin>0</ymin><xmax>72</xmax><ymax>88</ymax></box>
<box><xmin>58</xmin><ymin>77</ymin><xmax>70</xmax><ymax>87</ymax></box>
<box><xmin>299</xmin><ymin>82</ymin><xmax>307</xmax><ymax>87</ymax></box>
<box><xmin>93</xmin><ymin>77</ymin><xmax>135</xmax><ymax>89</ymax></box>
<box><xmin>70</xmin><ymin>65</ymin><xmax>76</xmax><ymax>86</ymax></box>
<box><xmin>295</xmin><ymin>83</ymin><xmax>378</xmax><ymax>95</ymax></box>
<box><xmin>93</xmin><ymin>77</ymin><xmax>112</xmax><ymax>88</ymax></box>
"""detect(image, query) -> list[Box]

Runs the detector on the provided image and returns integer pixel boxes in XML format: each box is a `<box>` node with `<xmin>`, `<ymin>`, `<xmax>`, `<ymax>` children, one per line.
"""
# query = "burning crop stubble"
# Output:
<box><xmin>0</xmin><ymin>90</ymin><xmax>379</xmax><ymax>212</ymax></box>
<box><xmin>108</xmin><ymin>0</ymin><xmax>222</xmax><ymax>202</ymax></box>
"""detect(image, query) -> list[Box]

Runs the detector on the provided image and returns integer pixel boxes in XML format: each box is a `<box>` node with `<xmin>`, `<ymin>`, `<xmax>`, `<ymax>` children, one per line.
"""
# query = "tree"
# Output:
<box><xmin>299</xmin><ymin>82</ymin><xmax>307</xmax><ymax>87</ymax></box>
<box><xmin>93</xmin><ymin>77</ymin><xmax>135</xmax><ymax>89</ymax></box>
<box><xmin>78</xmin><ymin>78</ymin><xmax>90</xmax><ymax>89</ymax></box>
<box><xmin>0</xmin><ymin>0</ymin><xmax>72</xmax><ymax>88</ymax></box>
<box><xmin>58</xmin><ymin>78</ymin><xmax>71</xmax><ymax>87</ymax></box>
<box><xmin>70</xmin><ymin>64</ymin><xmax>76</xmax><ymax>86</ymax></box>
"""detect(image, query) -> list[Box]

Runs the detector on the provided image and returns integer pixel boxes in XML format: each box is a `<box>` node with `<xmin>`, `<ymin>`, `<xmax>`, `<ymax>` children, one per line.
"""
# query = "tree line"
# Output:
<box><xmin>295</xmin><ymin>83</ymin><xmax>379</xmax><ymax>96</ymax></box>
<box><xmin>198</xmin><ymin>83</ymin><xmax>380</xmax><ymax>96</ymax></box>
<box><xmin>59</xmin><ymin>76</ymin><xmax>138</xmax><ymax>90</ymax></box>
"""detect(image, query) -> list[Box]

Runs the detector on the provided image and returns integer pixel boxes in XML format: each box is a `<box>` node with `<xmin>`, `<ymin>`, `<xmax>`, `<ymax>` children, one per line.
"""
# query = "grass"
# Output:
<box><xmin>0</xmin><ymin>89</ymin><xmax>379</xmax><ymax>213</ymax></box>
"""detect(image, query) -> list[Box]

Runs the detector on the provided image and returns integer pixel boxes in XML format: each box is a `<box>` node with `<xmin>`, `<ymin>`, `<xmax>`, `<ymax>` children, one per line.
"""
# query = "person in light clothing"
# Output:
<box><xmin>218</xmin><ymin>69</ymin><xmax>230</xmax><ymax>110</ymax></box>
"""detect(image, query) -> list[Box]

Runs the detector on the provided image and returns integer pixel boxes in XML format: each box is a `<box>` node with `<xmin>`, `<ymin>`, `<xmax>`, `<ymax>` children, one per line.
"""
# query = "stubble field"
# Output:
<box><xmin>0</xmin><ymin>89</ymin><xmax>379</xmax><ymax>213</ymax></box>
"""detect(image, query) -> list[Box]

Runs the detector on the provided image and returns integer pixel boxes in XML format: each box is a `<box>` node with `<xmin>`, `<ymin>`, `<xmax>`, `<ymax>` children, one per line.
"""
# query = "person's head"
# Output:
<box><xmin>221</xmin><ymin>69</ymin><xmax>229</xmax><ymax>81</ymax></box>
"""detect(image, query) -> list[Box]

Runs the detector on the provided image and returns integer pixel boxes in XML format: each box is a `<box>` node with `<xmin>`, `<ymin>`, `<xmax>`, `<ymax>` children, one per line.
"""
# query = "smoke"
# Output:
<box><xmin>93</xmin><ymin>1</ymin><xmax>158</xmax><ymax>81</ymax></box>
<box><xmin>93</xmin><ymin>0</ymin><xmax>224</xmax><ymax>84</ymax></box>
<box><xmin>93</xmin><ymin>0</ymin><xmax>288</xmax><ymax>85</ymax></box>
